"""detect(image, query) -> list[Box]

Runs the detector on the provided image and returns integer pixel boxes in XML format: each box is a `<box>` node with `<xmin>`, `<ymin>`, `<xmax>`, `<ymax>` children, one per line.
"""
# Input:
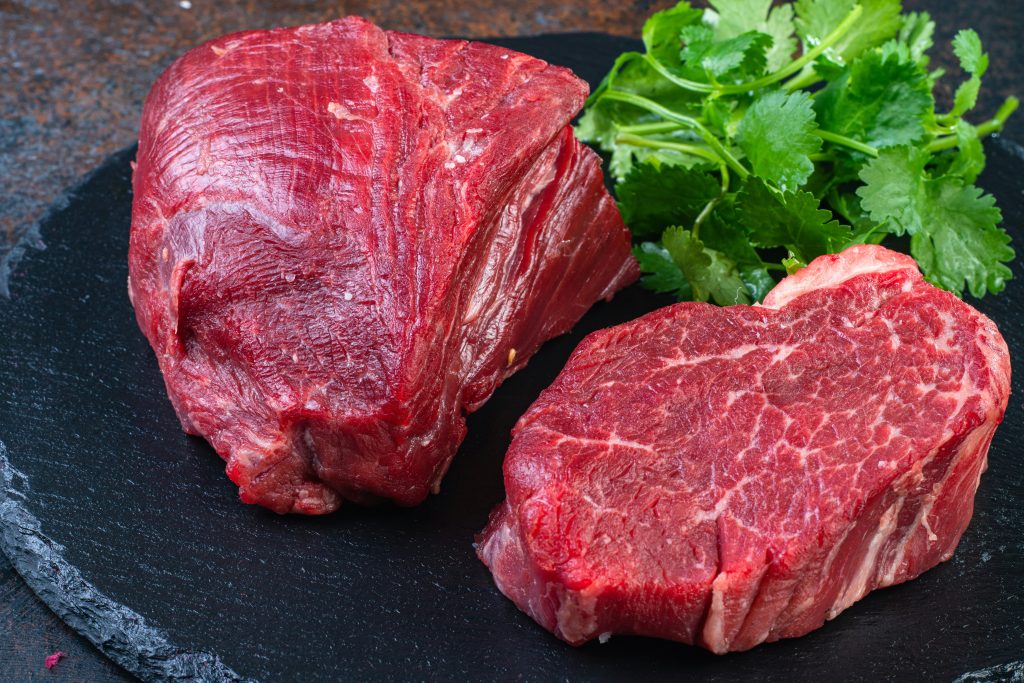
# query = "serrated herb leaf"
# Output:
<box><xmin>617</xmin><ymin>163</ymin><xmax>721</xmax><ymax>238</ymax></box>
<box><xmin>858</xmin><ymin>147</ymin><xmax>1013</xmax><ymax>296</ymax></box>
<box><xmin>634</xmin><ymin>242</ymin><xmax>692</xmax><ymax>299</ymax></box>
<box><xmin>710</xmin><ymin>0</ymin><xmax>796</xmax><ymax>71</ymax></box>
<box><xmin>951</xmin><ymin>77</ymin><xmax>982</xmax><ymax>119</ymax></box>
<box><xmin>739</xmin><ymin>178</ymin><xmax>851</xmax><ymax>261</ymax></box>
<box><xmin>953</xmin><ymin>29</ymin><xmax>988</xmax><ymax>76</ymax></box>
<box><xmin>946</xmin><ymin>30</ymin><xmax>989</xmax><ymax>120</ymax></box>
<box><xmin>910</xmin><ymin>181</ymin><xmax>1012</xmax><ymax>297</ymax></box>
<box><xmin>814</xmin><ymin>48</ymin><xmax>934</xmax><ymax>150</ymax></box>
<box><xmin>702</xmin><ymin>31</ymin><xmax>774</xmax><ymax>80</ymax></box>
<box><xmin>680</xmin><ymin>25</ymin><xmax>715</xmax><ymax>72</ymax></box>
<box><xmin>663</xmin><ymin>227</ymin><xmax>751</xmax><ymax>304</ymax></box>
<box><xmin>643</xmin><ymin>2</ymin><xmax>704</xmax><ymax>67</ymax></box>
<box><xmin>795</xmin><ymin>0</ymin><xmax>902</xmax><ymax>63</ymax></box>
<box><xmin>856</xmin><ymin>147</ymin><xmax>931</xmax><ymax>235</ymax></box>
<box><xmin>700</xmin><ymin>209</ymin><xmax>776</xmax><ymax>301</ymax></box>
<box><xmin>896</xmin><ymin>11</ymin><xmax>935</xmax><ymax>65</ymax></box>
<box><xmin>738</xmin><ymin>90</ymin><xmax>821</xmax><ymax>191</ymax></box>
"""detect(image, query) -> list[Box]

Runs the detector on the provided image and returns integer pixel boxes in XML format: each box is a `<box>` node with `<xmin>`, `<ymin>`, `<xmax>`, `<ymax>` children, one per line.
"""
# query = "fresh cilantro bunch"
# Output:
<box><xmin>577</xmin><ymin>0</ymin><xmax>1018</xmax><ymax>303</ymax></box>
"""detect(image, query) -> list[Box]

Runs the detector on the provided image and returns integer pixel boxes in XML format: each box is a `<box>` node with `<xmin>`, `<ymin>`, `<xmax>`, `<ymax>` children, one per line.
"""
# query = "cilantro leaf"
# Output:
<box><xmin>634</xmin><ymin>242</ymin><xmax>692</xmax><ymax>299</ymax></box>
<box><xmin>680</xmin><ymin>25</ymin><xmax>716</xmax><ymax>73</ymax></box>
<box><xmin>856</xmin><ymin>146</ymin><xmax>930</xmax><ymax>235</ymax></box>
<box><xmin>895</xmin><ymin>11</ymin><xmax>935</xmax><ymax>65</ymax></box>
<box><xmin>858</xmin><ymin>147</ymin><xmax>1013</xmax><ymax>296</ymax></box>
<box><xmin>794</xmin><ymin>0</ymin><xmax>851</xmax><ymax>46</ymax></box>
<box><xmin>795</xmin><ymin>0</ymin><xmax>902</xmax><ymax>63</ymax></box>
<box><xmin>951</xmin><ymin>76</ymin><xmax>982</xmax><ymax>119</ymax></box>
<box><xmin>575</xmin><ymin>97</ymin><xmax>617</xmax><ymax>148</ymax></box>
<box><xmin>616</xmin><ymin>163</ymin><xmax>721</xmax><ymax>239</ymax></box>
<box><xmin>737</xmin><ymin>90</ymin><xmax>821</xmax><ymax>191</ymax></box>
<box><xmin>701</xmin><ymin>31</ymin><xmax>774</xmax><ymax>81</ymax></box>
<box><xmin>953</xmin><ymin>29</ymin><xmax>988</xmax><ymax>76</ymax></box>
<box><xmin>643</xmin><ymin>2</ymin><xmax>704</xmax><ymax>68</ymax></box>
<box><xmin>814</xmin><ymin>48</ymin><xmax>934</xmax><ymax>151</ymax></box>
<box><xmin>663</xmin><ymin>226</ymin><xmax>751</xmax><ymax>304</ymax></box>
<box><xmin>575</xmin><ymin>52</ymin><xmax>647</xmax><ymax>151</ymax></box>
<box><xmin>738</xmin><ymin>178</ymin><xmax>851</xmax><ymax>261</ymax></box>
<box><xmin>947</xmin><ymin>30</ymin><xmax>989</xmax><ymax>119</ymax></box>
<box><xmin>738</xmin><ymin>265</ymin><xmax>777</xmax><ymax>302</ymax></box>
<box><xmin>710</xmin><ymin>0</ymin><xmax>797</xmax><ymax>71</ymax></box>
<box><xmin>910</xmin><ymin>180</ymin><xmax>1012</xmax><ymax>297</ymax></box>
<box><xmin>700</xmin><ymin>208</ymin><xmax>776</xmax><ymax>301</ymax></box>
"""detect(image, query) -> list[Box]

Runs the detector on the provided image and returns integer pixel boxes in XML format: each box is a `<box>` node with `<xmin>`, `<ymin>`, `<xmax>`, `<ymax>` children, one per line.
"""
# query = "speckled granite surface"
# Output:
<box><xmin>0</xmin><ymin>1</ymin><xmax>1020</xmax><ymax>680</ymax></box>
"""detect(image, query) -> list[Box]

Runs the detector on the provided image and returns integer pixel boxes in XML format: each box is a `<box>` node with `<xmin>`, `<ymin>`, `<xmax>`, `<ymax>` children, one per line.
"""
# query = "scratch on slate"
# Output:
<box><xmin>954</xmin><ymin>660</ymin><xmax>1024</xmax><ymax>682</ymax></box>
<box><xmin>0</xmin><ymin>440</ymin><xmax>253</xmax><ymax>682</ymax></box>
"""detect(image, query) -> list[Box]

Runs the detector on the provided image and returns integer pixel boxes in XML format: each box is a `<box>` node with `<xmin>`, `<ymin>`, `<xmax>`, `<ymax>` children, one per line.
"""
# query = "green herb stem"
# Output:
<box><xmin>926</xmin><ymin>95</ymin><xmax>1020</xmax><ymax>152</ymax></box>
<box><xmin>815</xmin><ymin>129</ymin><xmax>879</xmax><ymax>157</ymax></box>
<box><xmin>618</xmin><ymin>121</ymin><xmax>685</xmax><ymax>135</ymax></box>
<box><xmin>642</xmin><ymin>54</ymin><xmax>716</xmax><ymax>94</ymax></box>
<box><xmin>604</xmin><ymin>90</ymin><xmax>750</xmax><ymax>178</ymax></box>
<box><xmin>614</xmin><ymin>132</ymin><xmax>721</xmax><ymax>164</ymax></box>
<box><xmin>783</xmin><ymin>68</ymin><xmax>822</xmax><ymax>93</ymax></box>
<box><xmin>692</xmin><ymin>197</ymin><xmax>718</xmax><ymax>240</ymax></box>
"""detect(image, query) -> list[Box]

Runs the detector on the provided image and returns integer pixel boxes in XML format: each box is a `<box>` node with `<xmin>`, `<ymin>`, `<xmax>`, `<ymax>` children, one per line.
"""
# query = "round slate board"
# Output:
<box><xmin>2</xmin><ymin>33</ymin><xmax>1024</xmax><ymax>683</ymax></box>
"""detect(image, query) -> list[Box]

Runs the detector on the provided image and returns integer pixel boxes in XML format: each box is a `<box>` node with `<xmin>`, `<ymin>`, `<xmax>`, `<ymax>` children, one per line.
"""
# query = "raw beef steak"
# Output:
<box><xmin>128</xmin><ymin>18</ymin><xmax>637</xmax><ymax>514</ymax></box>
<box><xmin>478</xmin><ymin>245</ymin><xmax>1010</xmax><ymax>653</ymax></box>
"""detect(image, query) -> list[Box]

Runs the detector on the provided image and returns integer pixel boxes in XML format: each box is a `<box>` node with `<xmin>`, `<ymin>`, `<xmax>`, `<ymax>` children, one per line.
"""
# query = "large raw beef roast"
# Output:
<box><xmin>478</xmin><ymin>245</ymin><xmax>1010</xmax><ymax>653</ymax></box>
<box><xmin>128</xmin><ymin>18</ymin><xmax>637</xmax><ymax>514</ymax></box>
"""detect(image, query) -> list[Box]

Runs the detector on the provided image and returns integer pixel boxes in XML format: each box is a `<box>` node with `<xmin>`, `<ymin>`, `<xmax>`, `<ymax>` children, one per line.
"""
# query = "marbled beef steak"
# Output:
<box><xmin>128</xmin><ymin>18</ymin><xmax>637</xmax><ymax>514</ymax></box>
<box><xmin>478</xmin><ymin>245</ymin><xmax>1010</xmax><ymax>653</ymax></box>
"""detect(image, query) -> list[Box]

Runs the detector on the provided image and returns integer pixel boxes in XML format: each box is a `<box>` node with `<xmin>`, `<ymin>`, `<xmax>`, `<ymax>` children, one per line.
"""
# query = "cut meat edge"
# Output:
<box><xmin>478</xmin><ymin>244</ymin><xmax>1011</xmax><ymax>652</ymax></box>
<box><xmin>480</xmin><ymin>397</ymin><xmax>1000</xmax><ymax>652</ymax></box>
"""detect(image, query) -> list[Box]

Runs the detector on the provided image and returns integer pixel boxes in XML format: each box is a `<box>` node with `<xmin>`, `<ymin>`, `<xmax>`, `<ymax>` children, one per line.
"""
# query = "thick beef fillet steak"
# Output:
<box><xmin>128</xmin><ymin>18</ymin><xmax>637</xmax><ymax>514</ymax></box>
<box><xmin>478</xmin><ymin>245</ymin><xmax>1010</xmax><ymax>653</ymax></box>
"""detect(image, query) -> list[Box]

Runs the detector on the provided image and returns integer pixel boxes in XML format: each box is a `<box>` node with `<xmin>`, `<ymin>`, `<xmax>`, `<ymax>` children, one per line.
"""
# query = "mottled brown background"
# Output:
<box><xmin>1</xmin><ymin>0</ymin><xmax>1021</xmax><ymax>679</ymax></box>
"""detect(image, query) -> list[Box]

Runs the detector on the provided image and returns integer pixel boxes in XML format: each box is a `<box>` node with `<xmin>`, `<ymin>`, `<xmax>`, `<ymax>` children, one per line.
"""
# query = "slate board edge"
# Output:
<box><xmin>0</xmin><ymin>441</ymin><xmax>252</xmax><ymax>683</ymax></box>
<box><xmin>0</xmin><ymin>154</ymin><xmax>82</xmax><ymax>298</ymax></box>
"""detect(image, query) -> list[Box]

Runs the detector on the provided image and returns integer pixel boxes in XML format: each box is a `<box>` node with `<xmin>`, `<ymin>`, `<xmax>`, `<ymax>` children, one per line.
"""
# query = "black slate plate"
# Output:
<box><xmin>2</xmin><ymin>33</ymin><xmax>1024</xmax><ymax>683</ymax></box>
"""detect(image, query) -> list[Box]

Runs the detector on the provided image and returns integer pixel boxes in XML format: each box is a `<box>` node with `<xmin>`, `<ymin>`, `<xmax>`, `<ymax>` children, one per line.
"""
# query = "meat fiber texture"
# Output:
<box><xmin>478</xmin><ymin>245</ymin><xmax>1010</xmax><ymax>653</ymax></box>
<box><xmin>128</xmin><ymin>18</ymin><xmax>637</xmax><ymax>514</ymax></box>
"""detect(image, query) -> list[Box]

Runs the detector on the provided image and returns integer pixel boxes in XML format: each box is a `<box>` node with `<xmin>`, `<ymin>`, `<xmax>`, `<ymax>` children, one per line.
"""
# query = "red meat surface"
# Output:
<box><xmin>478</xmin><ymin>245</ymin><xmax>1010</xmax><ymax>653</ymax></box>
<box><xmin>128</xmin><ymin>17</ymin><xmax>637</xmax><ymax>514</ymax></box>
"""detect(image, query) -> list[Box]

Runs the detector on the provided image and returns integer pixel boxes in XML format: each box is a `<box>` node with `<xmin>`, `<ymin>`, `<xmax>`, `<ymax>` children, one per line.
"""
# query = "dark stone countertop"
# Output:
<box><xmin>0</xmin><ymin>1</ymin><xmax>1020</xmax><ymax>680</ymax></box>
